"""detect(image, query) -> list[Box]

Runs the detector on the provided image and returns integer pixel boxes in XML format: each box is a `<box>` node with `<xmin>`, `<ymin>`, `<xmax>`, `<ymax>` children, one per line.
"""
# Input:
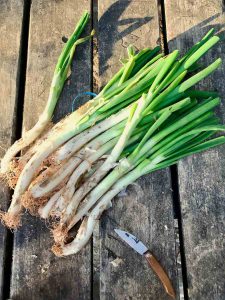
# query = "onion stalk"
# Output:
<box><xmin>1</xmin><ymin>11</ymin><xmax>93</xmax><ymax>175</ymax></box>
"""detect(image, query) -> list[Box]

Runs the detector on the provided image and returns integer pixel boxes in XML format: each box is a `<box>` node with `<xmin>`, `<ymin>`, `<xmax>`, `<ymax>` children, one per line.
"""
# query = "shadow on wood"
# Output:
<box><xmin>98</xmin><ymin>0</ymin><xmax>152</xmax><ymax>76</ymax></box>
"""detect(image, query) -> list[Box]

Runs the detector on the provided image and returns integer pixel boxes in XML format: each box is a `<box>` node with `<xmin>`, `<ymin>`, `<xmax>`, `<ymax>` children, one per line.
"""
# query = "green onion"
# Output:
<box><xmin>0</xmin><ymin>11</ymin><xmax>92</xmax><ymax>174</ymax></box>
<box><xmin>0</xmin><ymin>20</ymin><xmax>224</xmax><ymax>259</ymax></box>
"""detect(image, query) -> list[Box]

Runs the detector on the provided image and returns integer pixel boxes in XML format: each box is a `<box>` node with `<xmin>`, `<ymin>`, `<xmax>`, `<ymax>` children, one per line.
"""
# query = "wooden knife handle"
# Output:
<box><xmin>144</xmin><ymin>250</ymin><xmax>176</xmax><ymax>299</ymax></box>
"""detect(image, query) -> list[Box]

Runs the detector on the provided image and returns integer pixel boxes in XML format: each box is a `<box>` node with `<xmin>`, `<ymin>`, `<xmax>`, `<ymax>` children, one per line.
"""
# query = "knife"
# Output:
<box><xmin>114</xmin><ymin>229</ymin><xmax>176</xmax><ymax>299</ymax></box>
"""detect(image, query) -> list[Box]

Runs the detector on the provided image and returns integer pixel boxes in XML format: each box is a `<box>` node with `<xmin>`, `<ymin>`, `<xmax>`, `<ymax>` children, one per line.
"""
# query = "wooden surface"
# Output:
<box><xmin>0</xmin><ymin>0</ymin><xmax>225</xmax><ymax>299</ymax></box>
<box><xmin>165</xmin><ymin>0</ymin><xmax>225</xmax><ymax>299</ymax></box>
<box><xmin>96</xmin><ymin>2</ymin><xmax>178</xmax><ymax>300</ymax></box>
<box><xmin>0</xmin><ymin>0</ymin><xmax>24</xmax><ymax>298</ymax></box>
<box><xmin>10</xmin><ymin>1</ymin><xmax>92</xmax><ymax>299</ymax></box>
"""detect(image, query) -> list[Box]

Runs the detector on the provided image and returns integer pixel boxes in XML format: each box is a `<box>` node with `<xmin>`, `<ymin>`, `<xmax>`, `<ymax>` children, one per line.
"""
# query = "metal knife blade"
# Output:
<box><xmin>114</xmin><ymin>229</ymin><xmax>148</xmax><ymax>255</ymax></box>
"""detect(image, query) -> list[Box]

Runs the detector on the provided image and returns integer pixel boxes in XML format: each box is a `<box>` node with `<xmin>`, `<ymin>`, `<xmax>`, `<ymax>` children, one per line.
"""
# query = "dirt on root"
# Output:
<box><xmin>0</xmin><ymin>211</ymin><xmax>21</xmax><ymax>229</ymax></box>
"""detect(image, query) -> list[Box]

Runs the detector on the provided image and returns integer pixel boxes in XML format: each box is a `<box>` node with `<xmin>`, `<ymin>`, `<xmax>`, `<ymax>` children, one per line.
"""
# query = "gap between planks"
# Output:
<box><xmin>2</xmin><ymin>1</ymin><xmax>32</xmax><ymax>299</ymax></box>
<box><xmin>91</xmin><ymin>0</ymin><xmax>100</xmax><ymax>299</ymax></box>
<box><xmin>157</xmin><ymin>0</ymin><xmax>188</xmax><ymax>299</ymax></box>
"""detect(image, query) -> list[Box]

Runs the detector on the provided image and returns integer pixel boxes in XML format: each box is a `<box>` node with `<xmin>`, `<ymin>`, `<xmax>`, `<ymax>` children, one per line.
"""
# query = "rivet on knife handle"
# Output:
<box><xmin>144</xmin><ymin>250</ymin><xmax>176</xmax><ymax>299</ymax></box>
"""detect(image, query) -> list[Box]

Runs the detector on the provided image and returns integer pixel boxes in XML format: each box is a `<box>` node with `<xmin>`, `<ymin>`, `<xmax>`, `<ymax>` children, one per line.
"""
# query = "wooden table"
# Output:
<box><xmin>0</xmin><ymin>1</ymin><xmax>224</xmax><ymax>299</ymax></box>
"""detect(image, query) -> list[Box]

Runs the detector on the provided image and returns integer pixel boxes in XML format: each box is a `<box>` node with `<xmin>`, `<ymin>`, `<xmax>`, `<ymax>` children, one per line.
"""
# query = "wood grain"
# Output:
<box><xmin>0</xmin><ymin>0</ymin><xmax>24</xmax><ymax>298</ymax></box>
<box><xmin>10</xmin><ymin>1</ymin><xmax>92</xmax><ymax>299</ymax></box>
<box><xmin>95</xmin><ymin>1</ymin><xmax>179</xmax><ymax>299</ymax></box>
<box><xmin>165</xmin><ymin>0</ymin><xmax>225</xmax><ymax>299</ymax></box>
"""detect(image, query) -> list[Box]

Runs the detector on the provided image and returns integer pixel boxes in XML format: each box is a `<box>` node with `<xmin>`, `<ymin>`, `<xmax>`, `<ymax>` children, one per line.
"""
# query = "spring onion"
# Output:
<box><xmin>0</xmin><ymin>13</ymin><xmax>224</xmax><ymax>257</ymax></box>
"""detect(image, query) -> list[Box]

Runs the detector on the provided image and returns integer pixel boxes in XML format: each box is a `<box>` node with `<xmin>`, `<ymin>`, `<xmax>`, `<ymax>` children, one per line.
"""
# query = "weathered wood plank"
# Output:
<box><xmin>10</xmin><ymin>1</ymin><xmax>92</xmax><ymax>299</ymax></box>
<box><xmin>165</xmin><ymin>1</ymin><xmax>225</xmax><ymax>299</ymax></box>
<box><xmin>0</xmin><ymin>0</ymin><xmax>24</xmax><ymax>298</ymax></box>
<box><xmin>95</xmin><ymin>1</ymin><xmax>179</xmax><ymax>299</ymax></box>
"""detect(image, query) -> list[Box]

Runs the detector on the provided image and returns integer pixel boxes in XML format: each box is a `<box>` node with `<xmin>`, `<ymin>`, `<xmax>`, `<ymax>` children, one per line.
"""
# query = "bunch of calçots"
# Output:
<box><xmin>1</xmin><ymin>12</ymin><xmax>224</xmax><ymax>256</ymax></box>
